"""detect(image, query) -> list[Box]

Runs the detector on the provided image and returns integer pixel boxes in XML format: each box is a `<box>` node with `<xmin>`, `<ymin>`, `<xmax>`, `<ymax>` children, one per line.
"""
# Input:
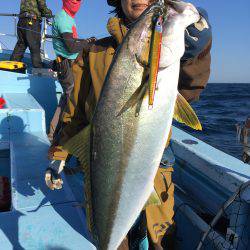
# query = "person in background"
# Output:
<box><xmin>48</xmin><ymin>0</ymin><xmax>95</xmax><ymax>141</ymax></box>
<box><xmin>10</xmin><ymin>0</ymin><xmax>52</xmax><ymax>68</ymax></box>
<box><xmin>46</xmin><ymin>0</ymin><xmax>212</xmax><ymax>249</ymax></box>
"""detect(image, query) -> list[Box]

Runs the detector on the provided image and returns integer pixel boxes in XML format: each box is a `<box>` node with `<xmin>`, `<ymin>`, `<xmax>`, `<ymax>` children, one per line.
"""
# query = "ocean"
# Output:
<box><xmin>175</xmin><ymin>83</ymin><xmax>250</xmax><ymax>160</ymax></box>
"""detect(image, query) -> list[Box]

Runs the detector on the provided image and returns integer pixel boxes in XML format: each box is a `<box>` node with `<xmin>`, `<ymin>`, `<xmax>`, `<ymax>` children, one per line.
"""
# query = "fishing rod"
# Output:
<box><xmin>0</xmin><ymin>13</ymin><xmax>20</xmax><ymax>17</ymax></box>
<box><xmin>0</xmin><ymin>13</ymin><xmax>54</xmax><ymax>18</ymax></box>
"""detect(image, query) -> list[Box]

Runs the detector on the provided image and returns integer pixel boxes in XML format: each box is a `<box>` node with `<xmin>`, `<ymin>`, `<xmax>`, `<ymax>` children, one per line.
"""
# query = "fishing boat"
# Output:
<box><xmin>0</xmin><ymin>16</ymin><xmax>249</xmax><ymax>250</ymax></box>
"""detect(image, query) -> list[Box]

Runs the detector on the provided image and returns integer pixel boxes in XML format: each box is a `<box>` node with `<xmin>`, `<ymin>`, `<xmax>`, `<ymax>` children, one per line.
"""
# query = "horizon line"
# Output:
<box><xmin>209</xmin><ymin>82</ymin><xmax>250</xmax><ymax>84</ymax></box>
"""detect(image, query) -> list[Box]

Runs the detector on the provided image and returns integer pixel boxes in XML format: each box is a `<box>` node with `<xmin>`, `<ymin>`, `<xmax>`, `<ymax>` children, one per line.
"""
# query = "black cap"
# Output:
<box><xmin>107</xmin><ymin>0</ymin><xmax>118</xmax><ymax>7</ymax></box>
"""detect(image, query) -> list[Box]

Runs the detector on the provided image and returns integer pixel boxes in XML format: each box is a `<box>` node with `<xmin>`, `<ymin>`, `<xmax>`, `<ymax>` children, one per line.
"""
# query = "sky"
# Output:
<box><xmin>0</xmin><ymin>0</ymin><xmax>250</xmax><ymax>83</ymax></box>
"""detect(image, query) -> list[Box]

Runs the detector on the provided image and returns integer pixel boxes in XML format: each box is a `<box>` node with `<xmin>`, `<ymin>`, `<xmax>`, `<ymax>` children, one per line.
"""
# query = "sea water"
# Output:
<box><xmin>175</xmin><ymin>83</ymin><xmax>250</xmax><ymax>160</ymax></box>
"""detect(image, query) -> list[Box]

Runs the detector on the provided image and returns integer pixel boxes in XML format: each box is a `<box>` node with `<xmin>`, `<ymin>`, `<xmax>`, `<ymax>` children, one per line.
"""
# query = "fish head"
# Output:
<box><xmin>126</xmin><ymin>1</ymin><xmax>165</xmax><ymax>66</ymax></box>
<box><xmin>159</xmin><ymin>0</ymin><xmax>200</xmax><ymax>68</ymax></box>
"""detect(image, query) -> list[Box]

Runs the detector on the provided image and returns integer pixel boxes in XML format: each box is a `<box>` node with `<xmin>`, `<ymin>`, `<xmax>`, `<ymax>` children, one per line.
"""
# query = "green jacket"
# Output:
<box><xmin>20</xmin><ymin>0</ymin><xmax>52</xmax><ymax>19</ymax></box>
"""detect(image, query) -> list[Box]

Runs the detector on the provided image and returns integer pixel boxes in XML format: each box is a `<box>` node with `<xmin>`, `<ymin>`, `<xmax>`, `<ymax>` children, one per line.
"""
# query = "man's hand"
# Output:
<box><xmin>45</xmin><ymin>160</ymin><xmax>65</xmax><ymax>190</ymax></box>
<box><xmin>86</xmin><ymin>37</ymin><xmax>97</xmax><ymax>44</ymax></box>
<box><xmin>48</xmin><ymin>145</ymin><xmax>68</xmax><ymax>161</ymax></box>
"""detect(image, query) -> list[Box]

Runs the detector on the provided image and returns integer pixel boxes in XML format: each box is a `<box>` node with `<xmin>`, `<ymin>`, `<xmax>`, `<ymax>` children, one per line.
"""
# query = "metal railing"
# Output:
<box><xmin>0</xmin><ymin>13</ymin><xmax>51</xmax><ymax>60</ymax></box>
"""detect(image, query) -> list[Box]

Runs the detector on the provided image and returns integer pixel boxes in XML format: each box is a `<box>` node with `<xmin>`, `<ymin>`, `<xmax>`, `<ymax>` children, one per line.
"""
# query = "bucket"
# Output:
<box><xmin>0</xmin><ymin>97</ymin><xmax>6</xmax><ymax>109</ymax></box>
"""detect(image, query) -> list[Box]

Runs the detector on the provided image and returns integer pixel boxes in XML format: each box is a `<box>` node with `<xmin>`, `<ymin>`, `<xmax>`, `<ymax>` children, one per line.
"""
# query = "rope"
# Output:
<box><xmin>0</xmin><ymin>38</ymin><xmax>10</xmax><ymax>50</ymax></box>
<box><xmin>0</xmin><ymin>16</ymin><xmax>108</xmax><ymax>45</ymax></box>
<box><xmin>196</xmin><ymin>180</ymin><xmax>250</xmax><ymax>250</ymax></box>
<box><xmin>0</xmin><ymin>25</ymin><xmax>91</xmax><ymax>43</ymax></box>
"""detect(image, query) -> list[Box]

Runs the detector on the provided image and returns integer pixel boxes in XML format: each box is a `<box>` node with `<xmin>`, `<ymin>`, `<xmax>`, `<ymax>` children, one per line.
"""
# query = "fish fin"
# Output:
<box><xmin>174</xmin><ymin>92</ymin><xmax>202</xmax><ymax>130</ymax></box>
<box><xmin>135</xmin><ymin>53</ymin><xmax>149</xmax><ymax>68</ymax></box>
<box><xmin>117</xmin><ymin>82</ymin><xmax>148</xmax><ymax>117</ymax></box>
<box><xmin>64</xmin><ymin>165</ymin><xmax>83</xmax><ymax>175</ymax></box>
<box><xmin>63</xmin><ymin>125</ymin><xmax>91</xmax><ymax>169</ymax></box>
<box><xmin>62</xmin><ymin>125</ymin><xmax>94</xmax><ymax>233</ymax></box>
<box><xmin>135</xmin><ymin>94</ymin><xmax>144</xmax><ymax>117</ymax></box>
<box><xmin>144</xmin><ymin>187</ymin><xmax>162</xmax><ymax>209</ymax></box>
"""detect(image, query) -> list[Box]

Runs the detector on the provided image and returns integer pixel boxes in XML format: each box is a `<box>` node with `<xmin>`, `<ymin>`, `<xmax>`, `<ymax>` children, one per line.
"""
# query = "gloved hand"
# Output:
<box><xmin>48</xmin><ymin>145</ymin><xmax>68</xmax><ymax>161</ymax></box>
<box><xmin>45</xmin><ymin>160</ymin><xmax>65</xmax><ymax>190</ymax></box>
<box><xmin>86</xmin><ymin>37</ymin><xmax>97</xmax><ymax>44</ymax></box>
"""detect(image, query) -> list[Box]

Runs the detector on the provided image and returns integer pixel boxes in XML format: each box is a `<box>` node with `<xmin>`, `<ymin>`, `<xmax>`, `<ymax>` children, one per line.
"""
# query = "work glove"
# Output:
<box><xmin>78</xmin><ymin>37</ymin><xmax>96</xmax><ymax>53</ymax></box>
<box><xmin>48</xmin><ymin>145</ymin><xmax>68</xmax><ymax>161</ymax></box>
<box><xmin>45</xmin><ymin>160</ymin><xmax>65</xmax><ymax>190</ymax></box>
<box><xmin>86</xmin><ymin>37</ymin><xmax>97</xmax><ymax>44</ymax></box>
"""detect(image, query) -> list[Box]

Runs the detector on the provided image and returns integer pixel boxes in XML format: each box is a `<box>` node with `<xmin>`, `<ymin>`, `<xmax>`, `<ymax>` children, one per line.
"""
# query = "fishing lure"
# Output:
<box><xmin>148</xmin><ymin>14</ymin><xmax>163</xmax><ymax>108</ymax></box>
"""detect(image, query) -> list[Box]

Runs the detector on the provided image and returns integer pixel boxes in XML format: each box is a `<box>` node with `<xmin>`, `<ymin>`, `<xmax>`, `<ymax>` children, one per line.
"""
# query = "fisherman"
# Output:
<box><xmin>48</xmin><ymin>0</ymin><xmax>96</xmax><ymax>141</ymax></box>
<box><xmin>46</xmin><ymin>0</ymin><xmax>212</xmax><ymax>249</ymax></box>
<box><xmin>10</xmin><ymin>0</ymin><xmax>52</xmax><ymax>68</ymax></box>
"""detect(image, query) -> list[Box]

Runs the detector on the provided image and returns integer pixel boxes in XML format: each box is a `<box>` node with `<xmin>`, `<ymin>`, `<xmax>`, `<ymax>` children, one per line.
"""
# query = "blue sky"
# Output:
<box><xmin>0</xmin><ymin>0</ymin><xmax>250</xmax><ymax>83</ymax></box>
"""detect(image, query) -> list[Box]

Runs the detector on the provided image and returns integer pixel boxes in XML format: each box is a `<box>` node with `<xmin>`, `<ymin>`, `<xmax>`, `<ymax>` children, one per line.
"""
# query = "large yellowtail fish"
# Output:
<box><xmin>64</xmin><ymin>1</ymin><xmax>201</xmax><ymax>249</ymax></box>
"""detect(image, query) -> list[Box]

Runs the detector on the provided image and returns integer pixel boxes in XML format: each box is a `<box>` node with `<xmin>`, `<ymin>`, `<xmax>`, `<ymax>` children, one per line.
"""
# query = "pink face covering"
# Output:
<box><xmin>63</xmin><ymin>0</ymin><xmax>82</xmax><ymax>17</ymax></box>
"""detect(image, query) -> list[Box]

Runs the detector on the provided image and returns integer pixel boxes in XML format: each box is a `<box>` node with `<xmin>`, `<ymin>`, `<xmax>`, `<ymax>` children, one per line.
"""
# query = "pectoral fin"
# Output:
<box><xmin>63</xmin><ymin>124</ymin><xmax>91</xmax><ymax>169</ymax></box>
<box><xmin>174</xmin><ymin>92</ymin><xmax>202</xmax><ymax>130</ymax></box>
<box><xmin>117</xmin><ymin>82</ymin><xmax>148</xmax><ymax>117</ymax></box>
<box><xmin>62</xmin><ymin>125</ymin><xmax>94</xmax><ymax>232</ymax></box>
<box><xmin>144</xmin><ymin>187</ymin><xmax>162</xmax><ymax>209</ymax></box>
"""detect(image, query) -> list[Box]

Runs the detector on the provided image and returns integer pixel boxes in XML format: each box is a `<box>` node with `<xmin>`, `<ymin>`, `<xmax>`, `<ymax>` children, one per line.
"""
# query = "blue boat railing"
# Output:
<box><xmin>171</xmin><ymin>127</ymin><xmax>250</xmax><ymax>249</ymax></box>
